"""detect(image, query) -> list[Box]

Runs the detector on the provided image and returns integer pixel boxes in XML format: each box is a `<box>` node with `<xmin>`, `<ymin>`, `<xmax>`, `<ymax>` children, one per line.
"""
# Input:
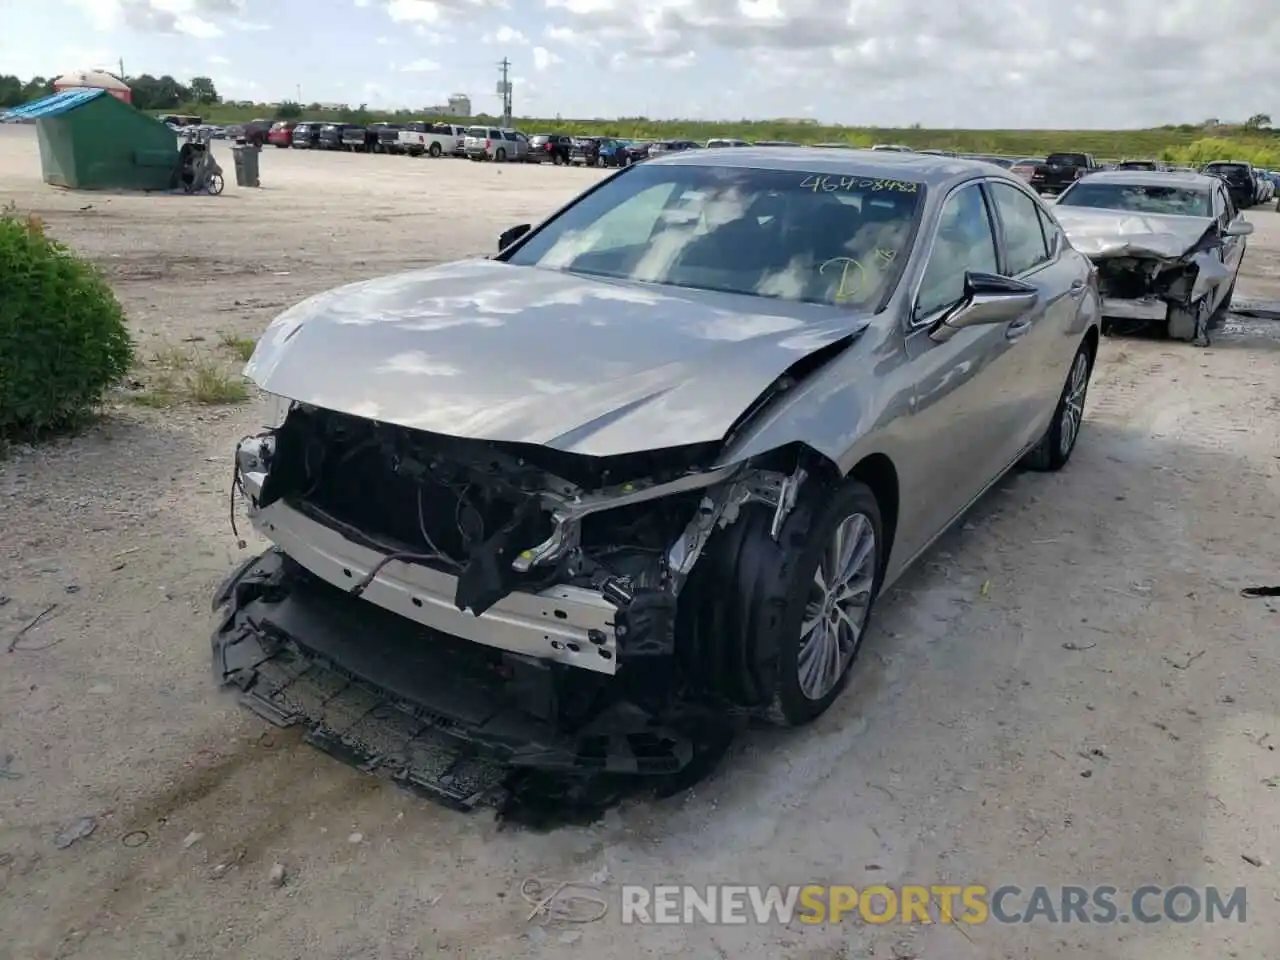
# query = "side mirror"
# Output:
<box><xmin>498</xmin><ymin>223</ymin><xmax>531</xmax><ymax>252</ymax></box>
<box><xmin>1223</xmin><ymin>218</ymin><xmax>1254</xmax><ymax>238</ymax></box>
<box><xmin>929</xmin><ymin>272</ymin><xmax>1039</xmax><ymax>343</ymax></box>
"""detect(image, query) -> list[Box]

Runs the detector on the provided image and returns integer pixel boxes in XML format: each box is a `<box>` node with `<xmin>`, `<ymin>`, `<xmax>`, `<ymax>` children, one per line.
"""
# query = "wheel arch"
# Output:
<box><xmin>845</xmin><ymin>452</ymin><xmax>900</xmax><ymax>581</ymax></box>
<box><xmin>1082</xmin><ymin>323</ymin><xmax>1099</xmax><ymax>365</ymax></box>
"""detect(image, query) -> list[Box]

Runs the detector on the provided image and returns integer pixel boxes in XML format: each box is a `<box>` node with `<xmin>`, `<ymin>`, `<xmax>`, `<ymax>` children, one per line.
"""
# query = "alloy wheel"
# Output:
<box><xmin>797</xmin><ymin>513</ymin><xmax>877</xmax><ymax>700</ymax></box>
<box><xmin>1059</xmin><ymin>352</ymin><xmax>1090</xmax><ymax>457</ymax></box>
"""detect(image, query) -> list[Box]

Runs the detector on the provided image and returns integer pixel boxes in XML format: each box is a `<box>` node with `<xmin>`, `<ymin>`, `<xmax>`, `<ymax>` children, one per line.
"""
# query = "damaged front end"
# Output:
<box><xmin>213</xmin><ymin>403</ymin><xmax>809</xmax><ymax>808</ymax></box>
<box><xmin>1056</xmin><ymin>210</ymin><xmax>1234</xmax><ymax>343</ymax></box>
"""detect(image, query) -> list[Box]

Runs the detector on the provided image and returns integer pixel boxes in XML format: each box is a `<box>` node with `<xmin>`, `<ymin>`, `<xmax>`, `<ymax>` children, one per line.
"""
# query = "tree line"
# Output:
<box><xmin>0</xmin><ymin>73</ymin><xmax>220</xmax><ymax>109</ymax></box>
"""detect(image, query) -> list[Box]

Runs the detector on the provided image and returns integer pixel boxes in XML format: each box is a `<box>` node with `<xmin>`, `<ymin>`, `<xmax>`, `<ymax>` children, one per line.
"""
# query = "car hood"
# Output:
<box><xmin>244</xmin><ymin>259</ymin><xmax>870</xmax><ymax>457</ymax></box>
<box><xmin>1054</xmin><ymin>207</ymin><xmax>1218</xmax><ymax>261</ymax></box>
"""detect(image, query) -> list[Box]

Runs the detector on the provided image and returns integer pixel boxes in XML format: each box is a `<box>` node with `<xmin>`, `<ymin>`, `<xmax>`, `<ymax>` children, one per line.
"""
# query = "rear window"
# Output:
<box><xmin>1204</xmin><ymin>163</ymin><xmax>1248</xmax><ymax>175</ymax></box>
<box><xmin>1047</xmin><ymin>153</ymin><xmax>1088</xmax><ymax>166</ymax></box>
<box><xmin>1057</xmin><ymin>182</ymin><xmax>1212</xmax><ymax>218</ymax></box>
<box><xmin>466</xmin><ymin>126</ymin><xmax>487</xmax><ymax>137</ymax></box>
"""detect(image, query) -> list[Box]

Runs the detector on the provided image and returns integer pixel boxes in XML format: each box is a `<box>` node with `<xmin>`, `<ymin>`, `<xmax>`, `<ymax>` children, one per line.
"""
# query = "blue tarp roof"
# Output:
<box><xmin>1</xmin><ymin>87</ymin><xmax>107</xmax><ymax>121</ymax></box>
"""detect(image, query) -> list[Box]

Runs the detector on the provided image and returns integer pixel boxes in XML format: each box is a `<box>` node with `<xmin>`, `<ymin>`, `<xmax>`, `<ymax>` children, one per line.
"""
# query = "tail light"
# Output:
<box><xmin>485</xmin><ymin>139</ymin><xmax>492</xmax><ymax>149</ymax></box>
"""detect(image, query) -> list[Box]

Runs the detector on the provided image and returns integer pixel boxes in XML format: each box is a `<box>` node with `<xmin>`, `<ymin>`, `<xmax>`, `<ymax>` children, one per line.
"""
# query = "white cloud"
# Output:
<box><xmin>543</xmin><ymin>25</ymin><xmax>594</xmax><ymax>45</ymax></box>
<box><xmin>532</xmin><ymin>46</ymin><xmax>563</xmax><ymax>71</ymax></box>
<box><xmin>375</xmin><ymin>35</ymin><xmax>392</xmax><ymax>44</ymax></box>
<box><xmin>42</xmin><ymin>0</ymin><xmax>1280</xmax><ymax>126</ymax></box>
<box><xmin>64</xmin><ymin>0</ymin><xmax>256</xmax><ymax>38</ymax></box>
<box><xmin>207</xmin><ymin>54</ymin><xmax>230</xmax><ymax>64</ymax></box>
<box><xmin>386</xmin><ymin>0</ymin><xmax>442</xmax><ymax>22</ymax></box>
<box><xmin>401</xmin><ymin>58</ymin><xmax>441</xmax><ymax>71</ymax></box>
<box><xmin>385</xmin><ymin>0</ymin><xmax>506</xmax><ymax>24</ymax></box>
<box><xmin>482</xmin><ymin>24</ymin><xmax>527</xmax><ymax>44</ymax></box>
<box><xmin>531</xmin><ymin>0</ymin><xmax>1280</xmax><ymax>126</ymax></box>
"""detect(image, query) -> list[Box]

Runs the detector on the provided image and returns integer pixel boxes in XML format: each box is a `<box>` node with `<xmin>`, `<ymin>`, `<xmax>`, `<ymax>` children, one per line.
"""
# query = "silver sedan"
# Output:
<box><xmin>216</xmin><ymin>149</ymin><xmax>1102</xmax><ymax>797</ymax></box>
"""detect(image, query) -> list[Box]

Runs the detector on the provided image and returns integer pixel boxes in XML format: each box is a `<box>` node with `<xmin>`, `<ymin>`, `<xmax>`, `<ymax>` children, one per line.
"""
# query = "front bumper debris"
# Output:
<box><xmin>211</xmin><ymin>549</ymin><xmax>699</xmax><ymax>810</ymax></box>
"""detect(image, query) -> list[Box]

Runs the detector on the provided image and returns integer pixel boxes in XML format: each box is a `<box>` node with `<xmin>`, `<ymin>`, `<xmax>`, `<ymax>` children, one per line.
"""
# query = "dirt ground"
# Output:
<box><xmin>2</xmin><ymin>123</ymin><xmax>1279</xmax><ymax>960</ymax></box>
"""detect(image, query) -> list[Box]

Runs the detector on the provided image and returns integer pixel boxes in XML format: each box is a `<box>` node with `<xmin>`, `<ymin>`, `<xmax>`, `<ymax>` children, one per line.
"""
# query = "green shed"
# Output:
<box><xmin>3</xmin><ymin>88</ymin><xmax>179</xmax><ymax>191</ymax></box>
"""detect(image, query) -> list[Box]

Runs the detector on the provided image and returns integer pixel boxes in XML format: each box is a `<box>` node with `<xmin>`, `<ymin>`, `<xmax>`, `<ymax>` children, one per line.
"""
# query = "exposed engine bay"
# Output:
<box><xmin>1053</xmin><ymin>208</ymin><xmax>1236</xmax><ymax>344</ymax></box>
<box><xmin>215</xmin><ymin>402</ymin><xmax>810</xmax><ymax>809</ymax></box>
<box><xmin>1093</xmin><ymin>255</ymin><xmax>1215</xmax><ymax>339</ymax></box>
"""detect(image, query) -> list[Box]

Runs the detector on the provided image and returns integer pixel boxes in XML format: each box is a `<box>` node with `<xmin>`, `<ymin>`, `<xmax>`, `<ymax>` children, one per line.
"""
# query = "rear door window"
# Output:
<box><xmin>989</xmin><ymin>182</ymin><xmax>1050</xmax><ymax>275</ymax></box>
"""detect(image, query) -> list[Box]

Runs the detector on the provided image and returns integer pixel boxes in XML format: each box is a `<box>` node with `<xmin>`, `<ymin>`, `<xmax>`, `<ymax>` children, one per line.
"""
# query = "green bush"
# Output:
<box><xmin>1163</xmin><ymin>137</ymin><xmax>1280</xmax><ymax>169</ymax></box>
<box><xmin>0</xmin><ymin>205</ymin><xmax>135</xmax><ymax>438</ymax></box>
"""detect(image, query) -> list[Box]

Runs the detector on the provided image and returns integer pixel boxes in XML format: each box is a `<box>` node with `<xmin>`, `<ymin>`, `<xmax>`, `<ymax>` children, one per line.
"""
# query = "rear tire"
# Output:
<box><xmin>683</xmin><ymin>475</ymin><xmax>884</xmax><ymax>727</ymax></box>
<box><xmin>1022</xmin><ymin>342</ymin><xmax>1093</xmax><ymax>472</ymax></box>
<box><xmin>429</xmin><ymin>143</ymin><xmax>442</xmax><ymax>158</ymax></box>
<box><xmin>495</xmin><ymin>148</ymin><xmax>507</xmax><ymax>162</ymax></box>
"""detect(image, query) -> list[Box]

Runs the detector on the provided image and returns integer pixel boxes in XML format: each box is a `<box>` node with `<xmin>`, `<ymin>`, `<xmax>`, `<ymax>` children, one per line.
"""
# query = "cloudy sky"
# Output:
<box><xmin>2</xmin><ymin>0</ymin><xmax>1276</xmax><ymax>125</ymax></box>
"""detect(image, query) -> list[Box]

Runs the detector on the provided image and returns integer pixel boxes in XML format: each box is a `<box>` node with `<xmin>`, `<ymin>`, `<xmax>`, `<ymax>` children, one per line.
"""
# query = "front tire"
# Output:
<box><xmin>1022</xmin><ymin>342</ymin><xmax>1093</xmax><ymax>471</ymax></box>
<box><xmin>684</xmin><ymin>475</ymin><xmax>884</xmax><ymax>727</ymax></box>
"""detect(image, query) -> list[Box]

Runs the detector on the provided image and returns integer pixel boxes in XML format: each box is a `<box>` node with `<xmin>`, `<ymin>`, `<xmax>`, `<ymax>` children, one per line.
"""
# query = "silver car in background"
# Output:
<box><xmin>1054</xmin><ymin>170</ymin><xmax>1252</xmax><ymax>345</ymax></box>
<box><xmin>215</xmin><ymin>150</ymin><xmax>1101</xmax><ymax>802</ymax></box>
<box><xmin>463</xmin><ymin>125</ymin><xmax>530</xmax><ymax>162</ymax></box>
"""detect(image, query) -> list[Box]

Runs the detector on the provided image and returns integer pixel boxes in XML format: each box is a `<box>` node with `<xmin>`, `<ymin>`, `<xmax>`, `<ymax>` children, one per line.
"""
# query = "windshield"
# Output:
<box><xmin>504</xmin><ymin>162</ymin><xmax>925</xmax><ymax>309</ymax></box>
<box><xmin>1047</xmin><ymin>154</ymin><xmax>1088</xmax><ymax>166</ymax></box>
<box><xmin>1204</xmin><ymin>163</ymin><xmax>1248</xmax><ymax>176</ymax></box>
<box><xmin>1058</xmin><ymin>182</ymin><xmax>1211</xmax><ymax>217</ymax></box>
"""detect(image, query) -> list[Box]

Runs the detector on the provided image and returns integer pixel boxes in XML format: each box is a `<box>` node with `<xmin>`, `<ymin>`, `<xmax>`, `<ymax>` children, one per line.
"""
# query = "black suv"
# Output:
<box><xmin>1202</xmin><ymin>161</ymin><xmax>1256</xmax><ymax>209</ymax></box>
<box><xmin>529</xmin><ymin>134</ymin><xmax>573</xmax><ymax>164</ymax></box>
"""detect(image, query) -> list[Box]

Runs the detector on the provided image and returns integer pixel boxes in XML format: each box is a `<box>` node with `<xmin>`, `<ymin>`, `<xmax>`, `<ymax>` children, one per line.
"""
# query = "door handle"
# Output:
<box><xmin>1068</xmin><ymin>279</ymin><xmax>1087</xmax><ymax>298</ymax></box>
<box><xmin>1005</xmin><ymin>316</ymin><xmax>1033</xmax><ymax>339</ymax></box>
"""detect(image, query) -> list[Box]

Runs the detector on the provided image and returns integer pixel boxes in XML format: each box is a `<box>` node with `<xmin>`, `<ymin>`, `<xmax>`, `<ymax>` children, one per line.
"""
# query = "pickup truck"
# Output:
<box><xmin>1030</xmin><ymin>152</ymin><xmax>1098</xmax><ymax>195</ymax></box>
<box><xmin>398</xmin><ymin>121</ymin><xmax>466</xmax><ymax>158</ymax></box>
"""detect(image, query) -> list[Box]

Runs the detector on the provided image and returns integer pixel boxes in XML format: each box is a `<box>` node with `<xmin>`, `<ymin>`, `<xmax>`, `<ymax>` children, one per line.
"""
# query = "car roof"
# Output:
<box><xmin>647</xmin><ymin>146</ymin><xmax>1016</xmax><ymax>188</ymax></box>
<box><xmin>1075</xmin><ymin>169</ymin><xmax>1218</xmax><ymax>190</ymax></box>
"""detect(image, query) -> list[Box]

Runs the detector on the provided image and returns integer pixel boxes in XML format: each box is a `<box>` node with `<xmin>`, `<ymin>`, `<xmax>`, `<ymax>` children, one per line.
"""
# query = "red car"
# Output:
<box><xmin>267</xmin><ymin>121</ymin><xmax>298</xmax><ymax>148</ymax></box>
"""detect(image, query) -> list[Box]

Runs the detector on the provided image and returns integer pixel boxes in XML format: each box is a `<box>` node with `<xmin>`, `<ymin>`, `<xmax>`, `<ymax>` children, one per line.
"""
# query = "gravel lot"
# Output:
<box><xmin>2</xmin><ymin>123</ymin><xmax>1280</xmax><ymax>960</ymax></box>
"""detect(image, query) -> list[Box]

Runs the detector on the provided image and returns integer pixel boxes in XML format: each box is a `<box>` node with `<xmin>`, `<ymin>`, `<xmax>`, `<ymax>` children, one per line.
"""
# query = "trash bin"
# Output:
<box><xmin>231</xmin><ymin>143</ymin><xmax>261</xmax><ymax>188</ymax></box>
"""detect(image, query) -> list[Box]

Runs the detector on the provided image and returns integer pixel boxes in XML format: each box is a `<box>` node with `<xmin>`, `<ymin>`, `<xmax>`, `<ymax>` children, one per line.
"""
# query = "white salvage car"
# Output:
<box><xmin>1053</xmin><ymin>169</ymin><xmax>1252</xmax><ymax>345</ymax></box>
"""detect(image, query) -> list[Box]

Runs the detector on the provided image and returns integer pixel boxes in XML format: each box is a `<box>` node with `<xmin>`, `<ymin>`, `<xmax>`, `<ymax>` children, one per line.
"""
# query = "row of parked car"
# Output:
<box><xmin>241</xmin><ymin>122</ymin><xmax>1280</xmax><ymax>208</ymax></box>
<box><xmin>259</xmin><ymin>119</ymin><xmax>718</xmax><ymax>166</ymax></box>
<box><xmin>995</xmin><ymin>152</ymin><xmax>1280</xmax><ymax>208</ymax></box>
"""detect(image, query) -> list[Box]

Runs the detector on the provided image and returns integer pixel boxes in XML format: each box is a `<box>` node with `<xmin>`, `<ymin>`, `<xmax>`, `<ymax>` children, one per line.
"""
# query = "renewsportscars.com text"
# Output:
<box><xmin>620</xmin><ymin>884</ymin><xmax>1247</xmax><ymax>925</ymax></box>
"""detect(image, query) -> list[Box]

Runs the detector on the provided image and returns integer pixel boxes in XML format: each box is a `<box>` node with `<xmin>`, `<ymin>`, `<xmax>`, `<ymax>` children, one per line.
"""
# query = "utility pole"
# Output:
<box><xmin>118</xmin><ymin>58</ymin><xmax>125</xmax><ymax>80</ymax></box>
<box><xmin>497</xmin><ymin>57</ymin><xmax>512</xmax><ymax>127</ymax></box>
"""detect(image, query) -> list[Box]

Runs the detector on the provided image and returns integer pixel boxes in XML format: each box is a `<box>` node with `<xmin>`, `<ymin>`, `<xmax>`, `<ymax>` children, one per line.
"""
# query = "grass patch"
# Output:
<box><xmin>187</xmin><ymin>358</ymin><xmax>250</xmax><ymax>403</ymax></box>
<box><xmin>218</xmin><ymin>330</ymin><xmax>258</xmax><ymax>363</ymax></box>
<box><xmin>125</xmin><ymin>343</ymin><xmax>250</xmax><ymax>408</ymax></box>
